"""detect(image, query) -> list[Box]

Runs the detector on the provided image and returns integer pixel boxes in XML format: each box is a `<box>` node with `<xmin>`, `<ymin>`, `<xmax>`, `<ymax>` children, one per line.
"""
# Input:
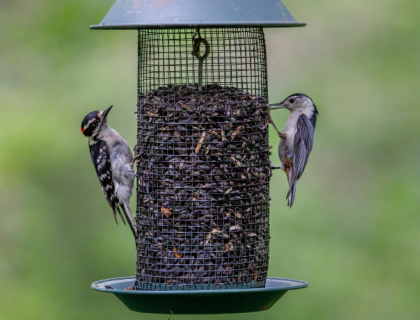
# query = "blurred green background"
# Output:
<box><xmin>1</xmin><ymin>0</ymin><xmax>419</xmax><ymax>319</ymax></box>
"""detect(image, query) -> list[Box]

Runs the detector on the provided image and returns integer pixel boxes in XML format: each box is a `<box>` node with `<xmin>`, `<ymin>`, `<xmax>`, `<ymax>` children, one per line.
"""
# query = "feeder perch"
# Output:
<box><xmin>90</xmin><ymin>0</ymin><xmax>307</xmax><ymax>314</ymax></box>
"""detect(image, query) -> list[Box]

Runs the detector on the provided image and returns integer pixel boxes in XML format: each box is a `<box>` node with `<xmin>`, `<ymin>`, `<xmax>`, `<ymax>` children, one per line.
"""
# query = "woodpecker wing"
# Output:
<box><xmin>89</xmin><ymin>140</ymin><xmax>126</xmax><ymax>225</ymax></box>
<box><xmin>293</xmin><ymin>114</ymin><xmax>314</xmax><ymax>181</ymax></box>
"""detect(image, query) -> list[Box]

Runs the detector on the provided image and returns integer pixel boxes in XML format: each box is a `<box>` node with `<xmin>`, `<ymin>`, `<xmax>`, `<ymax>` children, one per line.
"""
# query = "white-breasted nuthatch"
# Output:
<box><xmin>270</xmin><ymin>94</ymin><xmax>318</xmax><ymax>207</ymax></box>
<box><xmin>81</xmin><ymin>106</ymin><xmax>138</xmax><ymax>238</ymax></box>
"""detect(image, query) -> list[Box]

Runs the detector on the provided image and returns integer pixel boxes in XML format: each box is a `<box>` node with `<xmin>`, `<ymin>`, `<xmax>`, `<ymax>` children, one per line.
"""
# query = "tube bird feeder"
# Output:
<box><xmin>90</xmin><ymin>0</ymin><xmax>307</xmax><ymax>314</ymax></box>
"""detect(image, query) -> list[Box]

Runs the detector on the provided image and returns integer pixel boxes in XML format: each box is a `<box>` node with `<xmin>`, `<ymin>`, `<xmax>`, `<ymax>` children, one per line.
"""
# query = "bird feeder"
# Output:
<box><xmin>90</xmin><ymin>0</ymin><xmax>307</xmax><ymax>314</ymax></box>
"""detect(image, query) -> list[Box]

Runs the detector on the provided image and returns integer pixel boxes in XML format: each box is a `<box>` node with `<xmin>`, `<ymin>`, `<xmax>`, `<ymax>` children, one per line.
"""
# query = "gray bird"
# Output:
<box><xmin>81</xmin><ymin>106</ymin><xmax>137</xmax><ymax>238</ymax></box>
<box><xmin>270</xmin><ymin>94</ymin><xmax>318</xmax><ymax>207</ymax></box>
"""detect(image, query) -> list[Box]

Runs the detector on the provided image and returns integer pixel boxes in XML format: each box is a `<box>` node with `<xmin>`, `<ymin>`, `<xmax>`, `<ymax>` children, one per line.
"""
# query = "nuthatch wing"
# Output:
<box><xmin>270</xmin><ymin>94</ymin><xmax>318</xmax><ymax>207</ymax></box>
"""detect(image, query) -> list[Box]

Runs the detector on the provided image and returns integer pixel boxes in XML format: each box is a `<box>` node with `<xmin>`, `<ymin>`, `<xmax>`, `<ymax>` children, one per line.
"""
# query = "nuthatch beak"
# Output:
<box><xmin>269</xmin><ymin>101</ymin><xmax>286</xmax><ymax>110</ymax></box>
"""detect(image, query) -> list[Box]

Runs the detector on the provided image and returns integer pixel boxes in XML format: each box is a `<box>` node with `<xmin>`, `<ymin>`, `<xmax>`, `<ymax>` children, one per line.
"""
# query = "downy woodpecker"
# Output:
<box><xmin>81</xmin><ymin>106</ymin><xmax>138</xmax><ymax>238</ymax></box>
<box><xmin>270</xmin><ymin>94</ymin><xmax>318</xmax><ymax>207</ymax></box>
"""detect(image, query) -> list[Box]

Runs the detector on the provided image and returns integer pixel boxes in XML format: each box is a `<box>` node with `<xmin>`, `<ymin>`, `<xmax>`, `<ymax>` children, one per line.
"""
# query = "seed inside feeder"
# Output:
<box><xmin>135</xmin><ymin>84</ymin><xmax>271</xmax><ymax>290</ymax></box>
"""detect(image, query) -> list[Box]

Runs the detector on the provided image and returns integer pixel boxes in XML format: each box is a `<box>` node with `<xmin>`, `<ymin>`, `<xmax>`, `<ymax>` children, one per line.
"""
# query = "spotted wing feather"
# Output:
<box><xmin>89</xmin><ymin>140</ymin><xmax>126</xmax><ymax>225</ymax></box>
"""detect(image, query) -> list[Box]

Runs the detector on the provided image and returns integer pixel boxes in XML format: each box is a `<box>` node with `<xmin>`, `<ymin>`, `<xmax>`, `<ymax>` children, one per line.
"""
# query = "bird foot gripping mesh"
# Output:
<box><xmin>134</xmin><ymin>28</ymin><xmax>271</xmax><ymax>291</ymax></box>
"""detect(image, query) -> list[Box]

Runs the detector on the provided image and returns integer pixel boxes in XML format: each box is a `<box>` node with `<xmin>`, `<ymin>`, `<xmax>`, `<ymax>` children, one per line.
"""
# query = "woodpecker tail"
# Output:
<box><xmin>286</xmin><ymin>182</ymin><xmax>297</xmax><ymax>207</ymax></box>
<box><xmin>121</xmin><ymin>202</ymin><xmax>138</xmax><ymax>238</ymax></box>
<box><xmin>111</xmin><ymin>206</ymin><xmax>120</xmax><ymax>225</ymax></box>
<box><xmin>116</xmin><ymin>206</ymin><xmax>127</xmax><ymax>225</ymax></box>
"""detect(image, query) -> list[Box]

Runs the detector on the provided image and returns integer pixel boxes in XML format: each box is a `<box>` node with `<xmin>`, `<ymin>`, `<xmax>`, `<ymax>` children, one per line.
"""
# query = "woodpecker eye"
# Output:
<box><xmin>289</xmin><ymin>98</ymin><xmax>295</xmax><ymax>104</ymax></box>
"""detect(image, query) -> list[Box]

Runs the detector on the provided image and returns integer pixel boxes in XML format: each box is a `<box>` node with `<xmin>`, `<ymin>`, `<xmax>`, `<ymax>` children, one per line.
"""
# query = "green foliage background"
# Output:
<box><xmin>1</xmin><ymin>0</ymin><xmax>419</xmax><ymax>319</ymax></box>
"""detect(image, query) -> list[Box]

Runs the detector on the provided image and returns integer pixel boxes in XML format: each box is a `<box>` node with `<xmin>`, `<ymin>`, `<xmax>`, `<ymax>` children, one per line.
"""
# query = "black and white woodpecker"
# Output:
<box><xmin>270</xmin><ymin>94</ymin><xmax>318</xmax><ymax>207</ymax></box>
<box><xmin>81</xmin><ymin>106</ymin><xmax>137</xmax><ymax>238</ymax></box>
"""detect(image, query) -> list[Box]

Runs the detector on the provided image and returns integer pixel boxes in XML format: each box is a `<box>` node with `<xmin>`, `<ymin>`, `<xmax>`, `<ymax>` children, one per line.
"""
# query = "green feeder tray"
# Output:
<box><xmin>92</xmin><ymin>277</ymin><xmax>308</xmax><ymax>314</ymax></box>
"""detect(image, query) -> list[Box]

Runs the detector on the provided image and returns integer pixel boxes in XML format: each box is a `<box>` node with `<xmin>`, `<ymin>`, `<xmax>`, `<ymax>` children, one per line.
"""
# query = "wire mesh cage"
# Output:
<box><xmin>137</xmin><ymin>28</ymin><xmax>268</xmax><ymax>97</ymax></box>
<box><xmin>134</xmin><ymin>27</ymin><xmax>272</xmax><ymax>291</ymax></box>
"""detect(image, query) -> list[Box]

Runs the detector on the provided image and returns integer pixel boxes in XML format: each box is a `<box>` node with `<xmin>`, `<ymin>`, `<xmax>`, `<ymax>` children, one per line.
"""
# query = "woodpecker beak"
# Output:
<box><xmin>102</xmin><ymin>105</ymin><xmax>113</xmax><ymax>119</ymax></box>
<box><xmin>269</xmin><ymin>101</ymin><xmax>286</xmax><ymax>110</ymax></box>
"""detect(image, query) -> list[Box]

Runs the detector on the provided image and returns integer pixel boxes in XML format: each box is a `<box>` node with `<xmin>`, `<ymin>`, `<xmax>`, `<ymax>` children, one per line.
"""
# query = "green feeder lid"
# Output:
<box><xmin>90</xmin><ymin>0</ymin><xmax>306</xmax><ymax>30</ymax></box>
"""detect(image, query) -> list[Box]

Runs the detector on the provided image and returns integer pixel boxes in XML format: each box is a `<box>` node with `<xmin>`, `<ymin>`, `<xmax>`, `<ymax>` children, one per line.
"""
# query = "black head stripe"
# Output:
<box><xmin>81</xmin><ymin>111</ymin><xmax>99</xmax><ymax>128</ymax></box>
<box><xmin>83</xmin><ymin>123</ymin><xmax>96</xmax><ymax>137</ymax></box>
<box><xmin>288</xmin><ymin>93</ymin><xmax>310</xmax><ymax>99</ymax></box>
<box><xmin>81</xmin><ymin>111</ymin><xmax>100</xmax><ymax>136</ymax></box>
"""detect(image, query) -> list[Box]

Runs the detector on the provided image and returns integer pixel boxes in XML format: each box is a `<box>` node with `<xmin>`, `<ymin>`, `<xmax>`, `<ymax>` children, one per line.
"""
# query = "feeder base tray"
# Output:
<box><xmin>92</xmin><ymin>277</ymin><xmax>308</xmax><ymax>314</ymax></box>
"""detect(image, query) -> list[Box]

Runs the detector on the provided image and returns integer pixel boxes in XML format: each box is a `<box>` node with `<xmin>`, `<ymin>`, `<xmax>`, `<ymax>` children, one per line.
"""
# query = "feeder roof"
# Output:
<box><xmin>90</xmin><ymin>0</ymin><xmax>306</xmax><ymax>30</ymax></box>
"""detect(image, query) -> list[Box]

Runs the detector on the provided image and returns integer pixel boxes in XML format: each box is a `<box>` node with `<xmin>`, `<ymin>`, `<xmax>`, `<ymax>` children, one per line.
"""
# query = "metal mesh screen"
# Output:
<box><xmin>137</xmin><ymin>28</ymin><xmax>268</xmax><ymax>97</ymax></box>
<box><xmin>135</xmin><ymin>27</ymin><xmax>271</xmax><ymax>291</ymax></box>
